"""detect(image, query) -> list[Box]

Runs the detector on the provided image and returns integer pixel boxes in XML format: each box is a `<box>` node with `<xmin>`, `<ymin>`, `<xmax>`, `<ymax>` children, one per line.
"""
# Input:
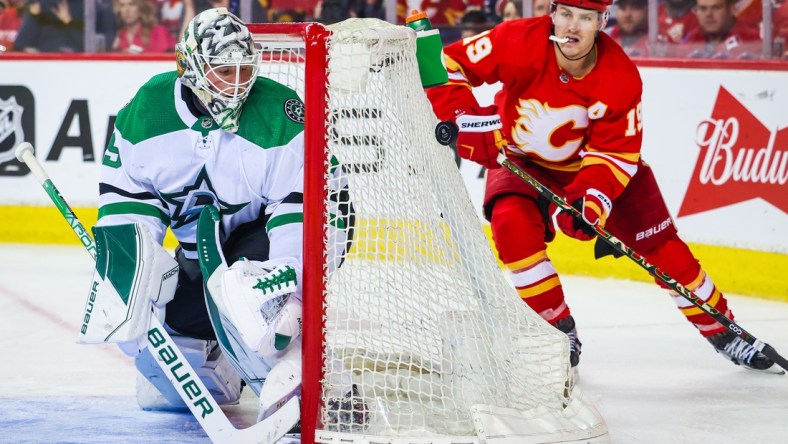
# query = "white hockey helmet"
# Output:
<box><xmin>176</xmin><ymin>7</ymin><xmax>260</xmax><ymax>132</ymax></box>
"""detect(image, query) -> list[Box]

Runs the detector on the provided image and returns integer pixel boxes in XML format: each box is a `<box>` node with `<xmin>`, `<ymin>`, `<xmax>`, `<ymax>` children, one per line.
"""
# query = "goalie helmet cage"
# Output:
<box><xmin>248</xmin><ymin>19</ymin><xmax>608</xmax><ymax>444</ymax></box>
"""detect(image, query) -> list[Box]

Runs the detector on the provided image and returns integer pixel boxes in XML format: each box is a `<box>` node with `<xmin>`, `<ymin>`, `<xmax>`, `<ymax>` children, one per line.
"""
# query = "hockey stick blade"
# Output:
<box><xmin>761</xmin><ymin>345</ymin><xmax>788</xmax><ymax>374</ymax></box>
<box><xmin>145</xmin><ymin>318</ymin><xmax>300</xmax><ymax>443</ymax></box>
<box><xmin>495</xmin><ymin>152</ymin><xmax>788</xmax><ymax>374</ymax></box>
<box><xmin>16</xmin><ymin>142</ymin><xmax>301</xmax><ymax>442</ymax></box>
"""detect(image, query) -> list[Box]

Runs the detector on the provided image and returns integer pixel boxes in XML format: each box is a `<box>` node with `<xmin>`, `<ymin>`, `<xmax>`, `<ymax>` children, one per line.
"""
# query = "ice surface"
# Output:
<box><xmin>1</xmin><ymin>244</ymin><xmax>786</xmax><ymax>443</ymax></box>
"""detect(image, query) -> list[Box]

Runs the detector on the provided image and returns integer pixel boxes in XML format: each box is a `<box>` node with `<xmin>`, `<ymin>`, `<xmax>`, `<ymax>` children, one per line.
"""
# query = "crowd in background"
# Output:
<box><xmin>0</xmin><ymin>0</ymin><xmax>786</xmax><ymax>59</ymax></box>
<box><xmin>468</xmin><ymin>0</ymin><xmax>788</xmax><ymax>59</ymax></box>
<box><xmin>0</xmin><ymin>0</ymin><xmax>386</xmax><ymax>53</ymax></box>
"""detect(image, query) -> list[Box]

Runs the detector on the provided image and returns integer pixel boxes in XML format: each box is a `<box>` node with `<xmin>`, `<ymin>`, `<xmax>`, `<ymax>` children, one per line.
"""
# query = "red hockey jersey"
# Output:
<box><xmin>427</xmin><ymin>15</ymin><xmax>643</xmax><ymax>199</ymax></box>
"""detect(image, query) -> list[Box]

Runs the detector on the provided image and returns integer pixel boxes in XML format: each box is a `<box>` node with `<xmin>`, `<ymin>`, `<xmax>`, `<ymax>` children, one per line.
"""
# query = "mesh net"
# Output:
<box><xmin>252</xmin><ymin>18</ymin><xmax>604</xmax><ymax>442</ymax></box>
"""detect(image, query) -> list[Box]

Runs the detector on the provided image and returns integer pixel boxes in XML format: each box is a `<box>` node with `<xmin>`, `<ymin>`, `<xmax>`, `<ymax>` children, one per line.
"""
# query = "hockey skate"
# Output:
<box><xmin>135</xmin><ymin>339</ymin><xmax>243</xmax><ymax>411</ymax></box>
<box><xmin>552</xmin><ymin>315</ymin><xmax>582</xmax><ymax>368</ymax></box>
<box><xmin>323</xmin><ymin>385</ymin><xmax>369</xmax><ymax>433</ymax></box>
<box><xmin>707</xmin><ymin>331</ymin><xmax>784</xmax><ymax>374</ymax></box>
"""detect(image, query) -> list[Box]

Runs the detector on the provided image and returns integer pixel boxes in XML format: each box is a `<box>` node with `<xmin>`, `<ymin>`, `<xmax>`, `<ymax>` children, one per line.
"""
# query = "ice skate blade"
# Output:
<box><xmin>744</xmin><ymin>363</ymin><xmax>785</xmax><ymax>375</ymax></box>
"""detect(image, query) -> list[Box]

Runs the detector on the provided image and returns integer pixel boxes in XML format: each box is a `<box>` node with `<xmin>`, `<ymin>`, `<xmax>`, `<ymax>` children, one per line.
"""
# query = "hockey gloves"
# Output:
<box><xmin>553</xmin><ymin>188</ymin><xmax>613</xmax><ymax>241</ymax></box>
<box><xmin>454</xmin><ymin>106</ymin><xmax>507</xmax><ymax>170</ymax></box>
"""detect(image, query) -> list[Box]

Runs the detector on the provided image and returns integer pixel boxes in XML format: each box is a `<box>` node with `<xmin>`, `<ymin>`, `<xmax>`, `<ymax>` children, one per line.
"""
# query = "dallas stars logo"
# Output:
<box><xmin>161</xmin><ymin>166</ymin><xmax>248</xmax><ymax>229</ymax></box>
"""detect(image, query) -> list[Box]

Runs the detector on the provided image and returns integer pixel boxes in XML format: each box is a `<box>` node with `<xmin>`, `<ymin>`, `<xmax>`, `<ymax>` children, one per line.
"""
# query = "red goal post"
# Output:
<box><xmin>247</xmin><ymin>19</ymin><xmax>608</xmax><ymax>444</ymax></box>
<box><xmin>246</xmin><ymin>22</ymin><xmax>330</xmax><ymax>444</ymax></box>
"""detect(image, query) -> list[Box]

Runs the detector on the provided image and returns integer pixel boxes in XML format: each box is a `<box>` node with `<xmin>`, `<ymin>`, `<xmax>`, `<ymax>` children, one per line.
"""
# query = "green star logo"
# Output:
<box><xmin>283</xmin><ymin>98</ymin><xmax>305</xmax><ymax>123</ymax></box>
<box><xmin>160</xmin><ymin>166</ymin><xmax>248</xmax><ymax>229</ymax></box>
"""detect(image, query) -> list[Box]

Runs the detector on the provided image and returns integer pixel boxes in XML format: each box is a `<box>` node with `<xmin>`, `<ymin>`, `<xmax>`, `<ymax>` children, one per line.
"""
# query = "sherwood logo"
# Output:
<box><xmin>459</xmin><ymin>118</ymin><xmax>501</xmax><ymax>129</ymax></box>
<box><xmin>148</xmin><ymin>327</ymin><xmax>215</xmax><ymax>418</ymax></box>
<box><xmin>678</xmin><ymin>86</ymin><xmax>787</xmax><ymax>217</ymax></box>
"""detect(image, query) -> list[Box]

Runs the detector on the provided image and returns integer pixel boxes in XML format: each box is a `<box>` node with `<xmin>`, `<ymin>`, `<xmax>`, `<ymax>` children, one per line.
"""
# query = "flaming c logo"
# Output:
<box><xmin>678</xmin><ymin>86</ymin><xmax>788</xmax><ymax>217</ymax></box>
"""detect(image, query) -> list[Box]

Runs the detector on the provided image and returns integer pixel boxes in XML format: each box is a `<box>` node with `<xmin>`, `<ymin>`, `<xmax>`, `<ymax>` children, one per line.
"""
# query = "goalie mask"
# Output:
<box><xmin>176</xmin><ymin>7</ymin><xmax>260</xmax><ymax>133</ymax></box>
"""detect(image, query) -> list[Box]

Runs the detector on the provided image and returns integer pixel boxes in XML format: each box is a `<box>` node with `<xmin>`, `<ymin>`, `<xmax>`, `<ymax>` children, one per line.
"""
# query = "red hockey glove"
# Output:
<box><xmin>553</xmin><ymin>188</ymin><xmax>613</xmax><ymax>241</ymax></box>
<box><xmin>454</xmin><ymin>107</ymin><xmax>507</xmax><ymax>170</ymax></box>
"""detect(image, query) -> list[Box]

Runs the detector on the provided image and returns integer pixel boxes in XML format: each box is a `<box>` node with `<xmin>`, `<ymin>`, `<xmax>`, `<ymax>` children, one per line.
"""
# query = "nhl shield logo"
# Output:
<box><xmin>0</xmin><ymin>96</ymin><xmax>26</xmax><ymax>165</ymax></box>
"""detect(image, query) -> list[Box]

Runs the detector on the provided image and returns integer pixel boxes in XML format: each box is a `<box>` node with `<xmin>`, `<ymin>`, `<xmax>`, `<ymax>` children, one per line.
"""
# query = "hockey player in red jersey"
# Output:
<box><xmin>426</xmin><ymin>0</ymin><xmax>780</xmax><ymax>372</ymax></box>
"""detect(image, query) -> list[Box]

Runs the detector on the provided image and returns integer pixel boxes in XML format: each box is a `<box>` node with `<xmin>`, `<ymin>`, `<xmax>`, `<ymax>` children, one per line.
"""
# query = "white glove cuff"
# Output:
<box><xmin>587</xmin><ymin>188</ymin><xmax>613</xmax><ymax>217</ymax></box>
<box><xmin>455</xmin><ymin>113</ymin><xmax>502</xmax><ymax>133</ymax></box>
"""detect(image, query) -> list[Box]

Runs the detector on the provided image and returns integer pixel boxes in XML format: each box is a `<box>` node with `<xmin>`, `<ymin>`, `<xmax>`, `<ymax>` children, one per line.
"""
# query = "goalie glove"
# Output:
<box><xmin>453</xmin><ymin>106</ymin><xmax>507</xmax><ymax>170</ymax></box>
<box><xmin>220</xmin><ymin>258</ymin><xmax>302</xmax><ymax>360</ymax></box>
<box><xmin>553</xmin><ymin>188</ymin><xmax>613</xmax><ymax>241</ymax></box>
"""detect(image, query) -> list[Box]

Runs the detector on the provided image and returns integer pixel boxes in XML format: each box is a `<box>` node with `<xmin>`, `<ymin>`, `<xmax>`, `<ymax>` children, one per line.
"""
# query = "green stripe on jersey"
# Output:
<box><xmin>266</xmin><ymin>213</ymin><xmax>303</xmax><ymax>231</ymax></box>
<box><xmin>98</xmin><ymin>202</ymin><xmax>170</xmax><ymax>225</ymax></box>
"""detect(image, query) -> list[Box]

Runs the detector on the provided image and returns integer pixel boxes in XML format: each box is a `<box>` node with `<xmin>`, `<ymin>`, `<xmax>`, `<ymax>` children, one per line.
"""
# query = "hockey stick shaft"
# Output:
<box><xmin>15</xmin><ymin>143</ymin><xmax>97</xmax><ymax>260</ymax></box>
<box><xmin>496</xmin><ymin>152</ymin><xmax>788</xmax><ymax>372</ymax></box>
<box><xmin>15</xmin><ymin>142</ymin><xmax>299</xmax><ymax>443</ymax></box>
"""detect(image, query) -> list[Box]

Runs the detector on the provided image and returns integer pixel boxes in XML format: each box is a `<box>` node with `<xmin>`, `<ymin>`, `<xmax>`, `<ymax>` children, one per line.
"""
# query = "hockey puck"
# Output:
<box><xmin>435</xmin><ymin>121</ymin><xmax>459</xmax><ymax>146</ymax></box>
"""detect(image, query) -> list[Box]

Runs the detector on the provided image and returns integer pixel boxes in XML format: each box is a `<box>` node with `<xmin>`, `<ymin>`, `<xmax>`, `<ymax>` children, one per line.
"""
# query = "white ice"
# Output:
<box><xmin>1</xmin><ymin>244</ymin><xmax>786</xmax><ymax>443</ymax></box>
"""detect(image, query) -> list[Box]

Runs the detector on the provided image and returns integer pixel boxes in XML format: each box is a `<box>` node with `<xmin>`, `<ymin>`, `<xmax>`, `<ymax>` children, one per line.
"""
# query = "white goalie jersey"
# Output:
<box><xmin>97</xmin><ymin>72</ymin><xmax>307</xmax><ymax>264</ymax></box>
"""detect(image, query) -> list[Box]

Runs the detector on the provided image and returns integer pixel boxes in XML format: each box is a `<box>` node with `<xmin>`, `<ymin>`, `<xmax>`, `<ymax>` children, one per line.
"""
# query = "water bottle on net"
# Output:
<box><xmin>405</xmin><ymin>10</ymin><xmax>449</xmax><ymax>88</ymax></box>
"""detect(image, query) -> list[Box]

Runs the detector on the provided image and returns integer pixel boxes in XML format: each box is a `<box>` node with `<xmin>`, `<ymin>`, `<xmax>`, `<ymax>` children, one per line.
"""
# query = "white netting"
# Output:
<box><xmin>253</xmin><ymin>19</ymin><xmax>607</xmax><ymax>443</ymax></box>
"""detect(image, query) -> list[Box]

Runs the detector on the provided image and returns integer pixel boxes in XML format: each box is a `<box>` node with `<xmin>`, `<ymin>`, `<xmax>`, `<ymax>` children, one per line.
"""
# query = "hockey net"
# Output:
<box><xmin>248</xmin><ymin>19</ymin><xmax>607</xmax><ymax>443</ymax></box>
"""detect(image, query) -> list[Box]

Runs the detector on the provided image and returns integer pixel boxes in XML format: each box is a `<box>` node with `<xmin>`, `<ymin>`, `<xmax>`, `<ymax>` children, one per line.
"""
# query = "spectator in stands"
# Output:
<box><xmin>266</xmin><ymin>0</ymin><xmax>316</xmax><ymax>23</ymax></box>
<box><xmin>774</xmin><ymin>0</ymin><xmax>788</xmax><ymax>59</ymax></box>
<box><xmin>270</xmin><ymin>8</ymin><xmax>306</xmax><ymax>22</ymax></box>
<box><xmin>95</xmin><ymin>0</ymin><xmax>118</xmax><ymax>52</ymax></box>
<box><xmin>14</xmin><ymin>0</ymin><xmax>84</xmax><ymax>52</ymax></box>
<box><xmin>159</xmin><ymin>0</ymin><xmax>185</xmax><ymax>39</ymax></box>
<box><xmin>501</xmin><ymin>0</ymin><xmax>522</xmax><ymax>20</ymax></box>
<box><xmin>459</xmin><ymin>8</ymin><xmax>490</xmax><ymax>38</ymax></box>
<box><xmin>352</xmin><ymin>0</ymin><xmax>384</xmax><ymax>19</ymax></box>
<box><xmin>314</xmin><ymin>0</ymin><xmax>351</xmax><ymax>24</ymax></box>
<box><xmin>658</xmin><ymin>0</ymin><xmax>699</xmax><ymax>43</ymax></box>
<box><xmin>499</xmin><ymin>0</ymin><xmax>546</xmax><ymax>22</ymax></box>
<box><xmin>113</xmin><ymin>0</ymin><xmax>176</xmax><ymax>53</ymax></box>
<box><xmin>678</xmin><ymin>0</ymin><xmax>760</xmax><ymax>59</ymax></box>
<box><xmin>417</xmin><ymin>0</ymin><xmax>466</xmax><ymax>26</ymax></box>
<box><xmin>731</xmin><ymin>0</ymin><xmax>761</xmax><ymax>30</ymax></box>
<box><xmin>250</xmin><ymin>0</ymin><xmax>270</xmax><ymax>22</ymax></box>
<box><xmin>180</xmin><ymin>0</ymin><xmax>228</xmax><ymax>37</ymax></box>
<box><xmin>532</xmin><ymin>0</ymin><xmax>550</xmax><ymax>16</ymax></box>
<box><xmin>0</xmin><ymin>0</ymin><xmax>23</xmax><ymax>51</ymax></box>
<box><xmin>606</xmin><ymin>0</ymin><xmax>649</xmax><ymax>56</ymax></box>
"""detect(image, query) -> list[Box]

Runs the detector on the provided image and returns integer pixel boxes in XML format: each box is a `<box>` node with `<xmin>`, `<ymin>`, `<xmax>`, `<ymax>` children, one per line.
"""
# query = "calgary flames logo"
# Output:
<box><xmin>510</xmin><ymin>99</ymin><xmax>591</xmax><ymax>162</ymax></box>
<box><xmin>678</xmin><ymin>86</ymin><xmax>787</xmax><ymax>217</ymax></box>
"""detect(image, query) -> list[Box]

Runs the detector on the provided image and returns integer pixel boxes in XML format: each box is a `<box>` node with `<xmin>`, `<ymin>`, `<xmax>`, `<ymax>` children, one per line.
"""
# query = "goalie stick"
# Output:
<box><xmin>492</xmin><ymin>151</ymin><xmax>788</xmax><ymax>374</ymax></box>
<box><xmin>15</xmin><ymin>142</ymin><xmax>300</xmax><ymax>443</ymax></box>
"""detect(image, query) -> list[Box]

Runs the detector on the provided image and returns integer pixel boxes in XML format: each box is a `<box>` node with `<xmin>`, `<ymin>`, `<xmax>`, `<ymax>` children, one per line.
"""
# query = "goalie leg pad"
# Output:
<box><xmin>78</xmin><ymin>223</ymin><xmax>178</xmax><ymax>346</ymax></box>
<box><xmin>257</xmin><ymin>340</ymin><xmax>302</xmax><ymax>422</ymax></box>
<box><xmin>135</xmin><ymin>334</ymin><xmax>242</xmax><ymax>410</ymax></box>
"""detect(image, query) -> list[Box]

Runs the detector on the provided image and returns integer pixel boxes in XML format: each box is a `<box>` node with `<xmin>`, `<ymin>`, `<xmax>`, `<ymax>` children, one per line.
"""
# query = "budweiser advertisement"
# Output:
<box><xmin>679</xmin><ymin>86</ymin><xmax>787</xmax><ymax>217</ymax></box>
